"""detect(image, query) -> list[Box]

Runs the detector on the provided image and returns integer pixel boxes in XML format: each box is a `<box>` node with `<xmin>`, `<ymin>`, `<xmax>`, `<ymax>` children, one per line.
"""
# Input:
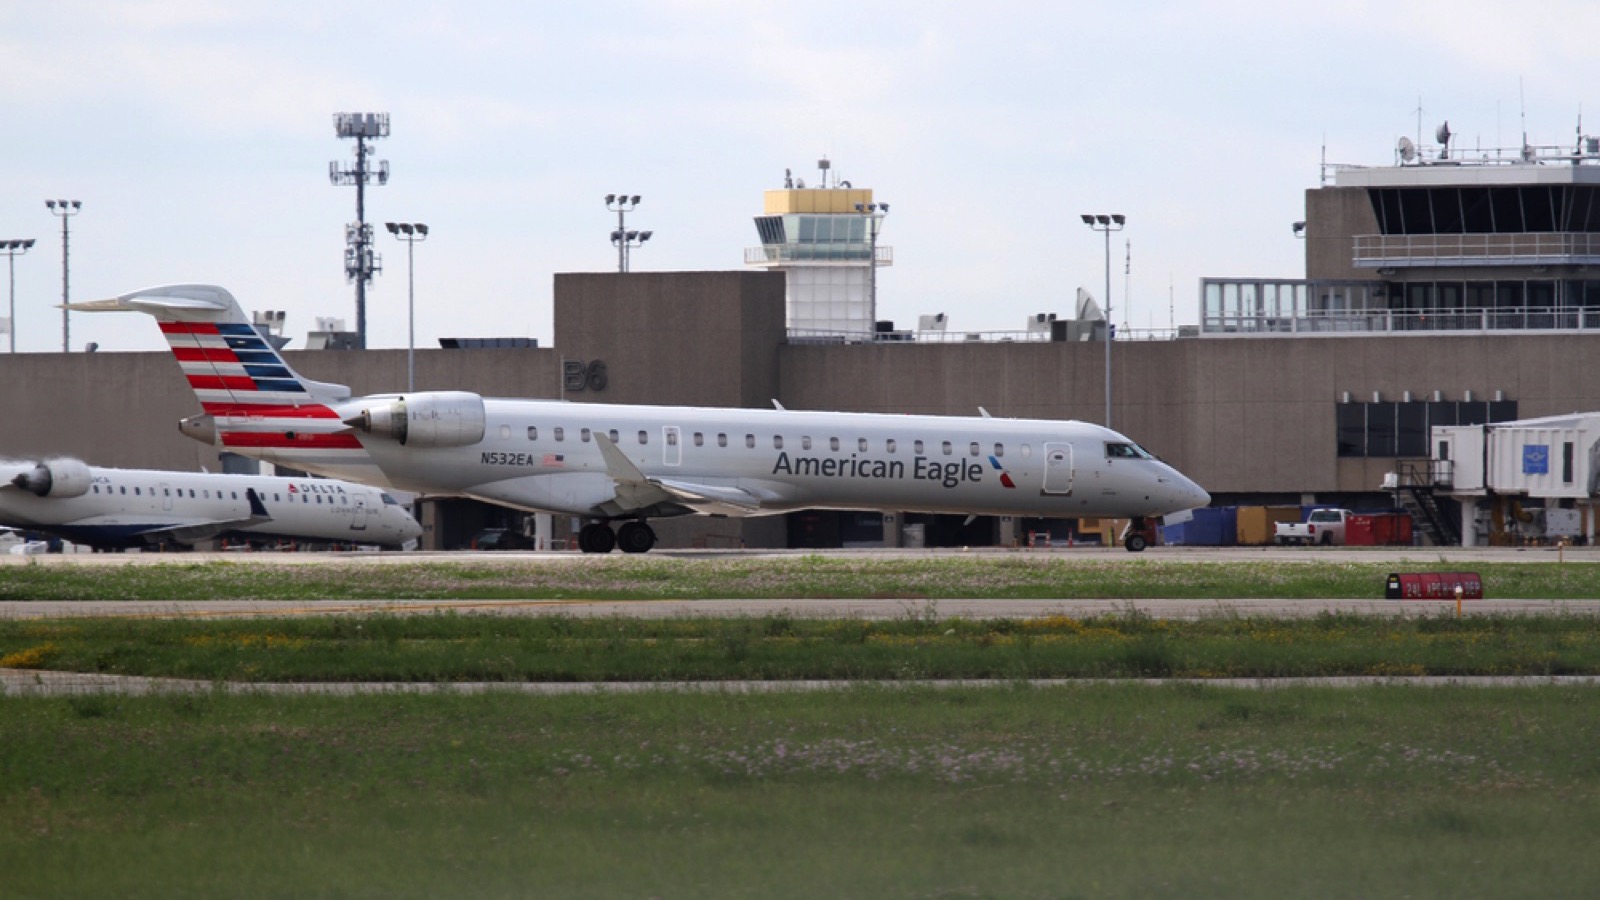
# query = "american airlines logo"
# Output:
<box><xmin>771</xmin><ymin>453</ymin><xmax>984</xmax><ymax>489</ymax></box>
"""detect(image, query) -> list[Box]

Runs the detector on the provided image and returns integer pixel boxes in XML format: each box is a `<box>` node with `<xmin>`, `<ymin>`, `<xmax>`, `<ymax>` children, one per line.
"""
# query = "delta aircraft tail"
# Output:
<box><xmin>69</xmin><ymin>285</ymin><xmax>372</xmax><ymax>465</ymax></box>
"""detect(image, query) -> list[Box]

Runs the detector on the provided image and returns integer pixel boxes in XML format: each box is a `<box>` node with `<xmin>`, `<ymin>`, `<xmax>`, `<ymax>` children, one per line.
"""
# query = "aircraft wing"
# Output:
<box><xmin>592</xmin><ymin>433</ymin><xmax>782</xmax><ymax>517</ymax></box>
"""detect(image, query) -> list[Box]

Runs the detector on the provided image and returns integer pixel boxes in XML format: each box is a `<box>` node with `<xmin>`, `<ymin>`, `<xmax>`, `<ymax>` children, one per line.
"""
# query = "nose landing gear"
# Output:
<box><xmin>1122</xmin><ymin>517</ymin><xmax>1152</xmax><ymax>552</ymax></box>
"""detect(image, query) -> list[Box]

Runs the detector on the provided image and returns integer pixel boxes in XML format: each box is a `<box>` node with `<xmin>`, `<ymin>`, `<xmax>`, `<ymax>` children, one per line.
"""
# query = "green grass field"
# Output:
<box><xmin>6</xmin><ymin>610</ymin><xmax>1600</xmax><ymax>681</ymax></box>
<box><xmin>3</xmin><ymin>556</ymin><xmax>1600</xmax><ymax>602</ymax></box>
<box><xmin>7</xmin><ymin>557</ymin><xmax>1600</xmax><ymax>897</ymax></box>
<box><xmin>5</xmin><ymin>686</ymin><xmax>1599</xmax><ymax>899</ymax></box>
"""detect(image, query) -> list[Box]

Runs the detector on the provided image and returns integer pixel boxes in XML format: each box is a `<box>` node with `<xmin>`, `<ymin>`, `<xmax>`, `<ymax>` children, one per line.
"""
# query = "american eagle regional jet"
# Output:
<box><xmin>72</xmin><ymin>285</ymin><xmax>1210</xmax><ymax>553</ymax></box>
<box><xmin>0</xmin><ymin>458</ymin><xmax>421</xmax><ymax>550</ymax></box>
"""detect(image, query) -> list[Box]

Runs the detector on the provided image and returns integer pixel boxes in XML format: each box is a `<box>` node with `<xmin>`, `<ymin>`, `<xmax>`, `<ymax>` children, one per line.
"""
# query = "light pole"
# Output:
<box><xmin>384</xmin><ymin>222</ymin><xmax>428</xmax><ymax>393</ymax></box>
<box><xmin>1</xmin><ymin>239</ymin><xmax>34</xmax><ymax>353</ymax></box>
<box><xmin>854</xmin><ymin>202</ymin><xmax>890</xmax><ymax>329</ymax></box>
<box><xmin>45</xmin><ymin>200</ymin><xmax>81</xmax><ymax>353</ymax></box>
<box><xmin>605</xmin><ymin>194</ymin><xmax>650</xmax><ymax>272</ymax></box>
<box><xmin>1081</xmin><ymin>213</ymin><xmax>1125</xmax><ymax>429</ymax></box>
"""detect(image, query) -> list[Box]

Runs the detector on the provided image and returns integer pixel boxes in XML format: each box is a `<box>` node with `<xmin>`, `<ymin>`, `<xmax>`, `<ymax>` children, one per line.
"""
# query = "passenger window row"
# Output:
<box><xmin>523</xmin><ymin>425</ymin><xmax>1026</xmax><ymax>458</ymax></box>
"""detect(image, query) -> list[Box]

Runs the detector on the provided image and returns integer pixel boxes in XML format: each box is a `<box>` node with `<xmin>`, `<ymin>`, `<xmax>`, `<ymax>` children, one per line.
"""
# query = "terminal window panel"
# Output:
<box><xmin>1336</xmin><ymin>400</ymin><xmax>1518</xmax><ymax>458</ymax></box>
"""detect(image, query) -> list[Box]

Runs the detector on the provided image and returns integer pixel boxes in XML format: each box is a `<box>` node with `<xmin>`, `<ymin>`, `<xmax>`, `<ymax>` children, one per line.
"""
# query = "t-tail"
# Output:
<box><xmin>69</xmin><ymin>285</ymin><xmax>373</xmax><ymax>467</ymax></box>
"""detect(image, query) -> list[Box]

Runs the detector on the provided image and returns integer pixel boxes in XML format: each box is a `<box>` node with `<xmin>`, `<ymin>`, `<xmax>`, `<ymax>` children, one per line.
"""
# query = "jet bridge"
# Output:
<box><xmin>1411</xmin><ymin>413</ymin><xmax>1600</xmax><ymax>546</ymax></box>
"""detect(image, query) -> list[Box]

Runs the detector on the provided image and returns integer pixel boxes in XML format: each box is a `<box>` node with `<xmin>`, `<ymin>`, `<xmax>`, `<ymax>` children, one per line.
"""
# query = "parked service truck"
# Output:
<box><xmin>1274</xmin><ymin>509</ymin><xmax>1354</xmax><ymax>546</ymax></box>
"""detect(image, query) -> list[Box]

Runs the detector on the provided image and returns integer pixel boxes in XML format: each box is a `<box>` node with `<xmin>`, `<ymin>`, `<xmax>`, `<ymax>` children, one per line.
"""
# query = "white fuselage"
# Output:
<box><xmin>260</xmin><ymin>399</ymin><xmax>1210</xmax><ymax>522</ymax></box>
<box><xmin>0</xmin><ymin>466</ymin><xmax>421</xmax><ymax>549</ymax></box>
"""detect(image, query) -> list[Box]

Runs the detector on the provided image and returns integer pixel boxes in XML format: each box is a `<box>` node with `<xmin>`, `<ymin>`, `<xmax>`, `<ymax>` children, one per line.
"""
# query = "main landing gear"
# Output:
<box><xmin>577</xmin><ymin>520</ymin><xmax>657</xmax><ymax>554</ymax></box>
<box><xmin>1123</xmin><ymin>517</ymin><xmax>1151</xmax><ymax>553</ymax></box>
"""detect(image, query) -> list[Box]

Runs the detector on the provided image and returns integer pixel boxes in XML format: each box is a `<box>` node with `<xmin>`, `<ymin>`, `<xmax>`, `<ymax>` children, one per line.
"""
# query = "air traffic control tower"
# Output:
<box><xmin>745</xmin><ymin>159</ymin><xmax>892</xmax><ymax>337</ymax></box>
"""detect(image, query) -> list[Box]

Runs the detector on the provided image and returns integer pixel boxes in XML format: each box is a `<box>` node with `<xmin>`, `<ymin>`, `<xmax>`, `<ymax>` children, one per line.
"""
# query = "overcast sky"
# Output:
<box><xmin>3</xmin><ymin>1</ymin><xmax>1597</xmax><ymax>355</ymax></box>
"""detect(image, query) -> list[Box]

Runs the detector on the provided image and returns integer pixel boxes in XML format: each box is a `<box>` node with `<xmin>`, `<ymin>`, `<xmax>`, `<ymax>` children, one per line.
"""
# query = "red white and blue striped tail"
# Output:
<box><xmin>68</xmin><ymin>285</ymin><xmax>369</xmax><ymax>459</ymax></box>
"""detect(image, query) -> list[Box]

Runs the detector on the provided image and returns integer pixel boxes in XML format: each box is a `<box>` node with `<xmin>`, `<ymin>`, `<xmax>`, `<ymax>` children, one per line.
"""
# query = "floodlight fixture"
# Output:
<box><xmin>1081</xmin><ymin>212</ymin><xmax>1127</xmax><ymax>429</ymax></box>
<box><xmin>2</xmin><ymin>237</ymin><xmax>34</xmax><ymax>353</ymax></box>
<box><xmin>46</xmin><ymin>198</ymin><xmax>82</xmax><ymax>353</ymax></box>
<box><xmin>606</xmin><ymin>193</ymin><xmax>650</xmax><ymax>271</ymax></box>
<box><xmin>385</xmin><ymin>221</ymin><xmax>429</xmax><ymax>392</ymax></box>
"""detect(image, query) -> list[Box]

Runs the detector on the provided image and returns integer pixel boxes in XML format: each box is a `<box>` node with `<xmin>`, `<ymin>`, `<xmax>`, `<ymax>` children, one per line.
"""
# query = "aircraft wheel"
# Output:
<box><xmin>617</xmin><ymin>521</ymin><xmax>657</xmax><ymax>554</ymax></box>
<box><xmin>579</xmin><ymin>523</ymin><xmax>615</xmax><ymax>554</ymax></box>
<box><xmin>1123</xmin><ymin>533</ymin><xmax>1147</xmax><ymax>552</ymax></box>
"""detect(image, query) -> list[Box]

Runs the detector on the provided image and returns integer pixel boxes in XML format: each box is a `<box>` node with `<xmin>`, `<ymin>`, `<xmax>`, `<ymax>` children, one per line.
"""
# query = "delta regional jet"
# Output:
<box><xmin>0</xmin><ymin>458</ymin><xmax>421</xmax><ymax>550</ymax></box>
<box><xmin>73</xmin><ymin>285</ymin><xmax>1210</xmax><ymax>553</ymax></box>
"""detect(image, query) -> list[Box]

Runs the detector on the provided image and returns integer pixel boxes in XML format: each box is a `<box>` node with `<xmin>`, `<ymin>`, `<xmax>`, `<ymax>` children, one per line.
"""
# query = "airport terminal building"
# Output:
<box><xmin>8</xmin><ymin>137</ymin><xmax>1600</xmax><ymax>549</ymax></box>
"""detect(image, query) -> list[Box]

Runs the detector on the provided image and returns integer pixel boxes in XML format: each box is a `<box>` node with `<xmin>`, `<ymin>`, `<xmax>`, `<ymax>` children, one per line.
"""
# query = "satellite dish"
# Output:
<box><xmin>1074</xmin><ymin>287</ymin><xmax>1103</xmax><ymax>321</ymax></box>
<box><xmin>1435</xmin><ymin>120</ymin><xmax>1451</xmax><ymax>145</ymax></box>
<box><xmin>1398</xmin><ymin>136</ymin><xmax>1416</xmax><ymax>163</ymax></box>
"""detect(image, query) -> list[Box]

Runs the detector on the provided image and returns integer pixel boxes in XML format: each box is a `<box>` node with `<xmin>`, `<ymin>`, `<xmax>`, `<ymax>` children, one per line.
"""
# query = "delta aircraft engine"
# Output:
<box><xmin>9</xmin><ymin>459</ymin><xmax>92</xmax><ymax>498</ymax></box>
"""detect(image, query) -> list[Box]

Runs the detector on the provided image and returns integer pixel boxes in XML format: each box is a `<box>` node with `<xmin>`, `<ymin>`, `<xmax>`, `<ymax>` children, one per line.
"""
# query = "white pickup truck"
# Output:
<box><xmin>1274</xmin><ymin>509</ymin><xmax>1354</xmax><ymax>546</ymax></box>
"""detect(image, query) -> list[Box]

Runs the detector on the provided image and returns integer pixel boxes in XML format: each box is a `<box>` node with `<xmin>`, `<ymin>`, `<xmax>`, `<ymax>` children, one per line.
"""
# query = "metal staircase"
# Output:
<box><xmin>1390</xmin><ymin>460</ymin><xmax>1460</xmax><ymax>546</ymax></box>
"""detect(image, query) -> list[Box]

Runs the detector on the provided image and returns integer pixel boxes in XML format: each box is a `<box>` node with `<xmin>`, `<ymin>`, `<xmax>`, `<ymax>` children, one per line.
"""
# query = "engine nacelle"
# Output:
<box><xmin>344</xmin><ymin>391</ymin><xmax>487</xmax><ymax>448</ymax></box>
<box><xmin>11</xmin><ymin>458</ymin><xmax>92</xmax><ymax>498</ymax></box>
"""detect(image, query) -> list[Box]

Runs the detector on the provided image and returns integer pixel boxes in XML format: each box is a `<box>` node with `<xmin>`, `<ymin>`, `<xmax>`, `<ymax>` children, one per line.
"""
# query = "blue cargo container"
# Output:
<box><xmin>1160</xmin><ymin>506</ymin><xmax>1237</xmax><ymax>546</ymax></box>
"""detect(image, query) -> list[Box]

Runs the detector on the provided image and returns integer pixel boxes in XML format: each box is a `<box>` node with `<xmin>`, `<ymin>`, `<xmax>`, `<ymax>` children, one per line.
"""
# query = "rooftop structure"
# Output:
<box><xmin>745</xmin><ymin>158</ymin><xmax>892</xmax><ymax>336</ymax></box>
<box><xmin>1204</xmin><ymin>120</ymin><xmax>1600</xmax><ymax>336</ymax></box>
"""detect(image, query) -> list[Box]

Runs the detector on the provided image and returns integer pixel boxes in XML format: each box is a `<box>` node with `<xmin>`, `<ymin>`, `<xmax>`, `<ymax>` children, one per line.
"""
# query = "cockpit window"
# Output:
<box><xmin>380</xmin><ymin>493</ymin><xmax>400</xmax><ymax>506</ymax></box>
<box><xmin>1105</xmin><ymin>441</ymin><xmax>1152</xmax><ymax>460</ymax></box>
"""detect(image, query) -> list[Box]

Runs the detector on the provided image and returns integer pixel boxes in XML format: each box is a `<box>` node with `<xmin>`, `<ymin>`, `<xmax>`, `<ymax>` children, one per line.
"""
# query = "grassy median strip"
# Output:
<box><xmin>6</xmin><ymin>610</ymin><xmax>1600</xmax><ymax>681</ymax></box>
<box><xmin>4</xmin><ymin>686</ymin><xmax>1600</xmax><ymax>899</ymax></box>
<box><xmin>3</xmin><ymin>555</ymin><xmax>1600</xmax><ymax>601</ymax></box>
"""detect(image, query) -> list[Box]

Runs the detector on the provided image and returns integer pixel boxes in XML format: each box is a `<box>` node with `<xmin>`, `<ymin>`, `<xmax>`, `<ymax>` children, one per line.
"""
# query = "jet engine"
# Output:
<box><xmin>11</xmin><ymin>458</ymin><xmax>92</xmax><ymax>498</ymax></box>
<box><xmin>344</xmin><ymin>391</ymin><xmax>487</xmax><ymax>448</ymax></box>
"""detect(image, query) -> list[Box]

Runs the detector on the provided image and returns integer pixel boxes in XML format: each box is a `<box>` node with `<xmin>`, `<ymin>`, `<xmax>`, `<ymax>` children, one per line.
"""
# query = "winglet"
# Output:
<box><xmin>245</xmin><ymin>487</ymin><xmax>270</xmax><ymax>521</ymax></box>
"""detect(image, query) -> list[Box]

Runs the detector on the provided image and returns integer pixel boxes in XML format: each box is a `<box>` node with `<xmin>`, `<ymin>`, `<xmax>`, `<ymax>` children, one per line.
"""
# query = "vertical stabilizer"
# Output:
<box><xmin>70</xmin><ymin>285</ymin><xmax>369</xmax><ymax>462</ymax></box>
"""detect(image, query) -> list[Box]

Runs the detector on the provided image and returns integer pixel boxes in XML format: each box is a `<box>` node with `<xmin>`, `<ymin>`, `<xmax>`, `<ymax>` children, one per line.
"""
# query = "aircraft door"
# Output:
<box><xmin>663</xmin><ymin>426</ymin><xmax>682</xmax><ymax>466</ymax></box>
<box><xmin>351</xmin><ymin>495</ymin><xmax>368</xmax><ymax>531</ymax></box>
<box><xmin>1041</xmin><ymin>443</ymin><xmax>1074</xmax><ymax>495</ymax></box>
